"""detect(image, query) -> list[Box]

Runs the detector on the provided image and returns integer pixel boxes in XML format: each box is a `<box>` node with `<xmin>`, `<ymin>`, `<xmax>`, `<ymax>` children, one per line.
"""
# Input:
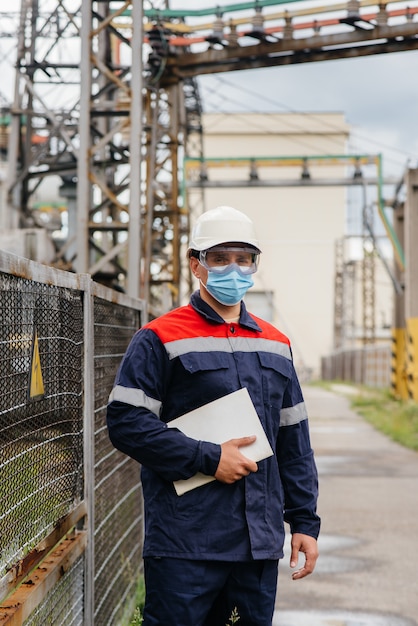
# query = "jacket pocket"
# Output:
<box><xmin>176</xmin><ymin>352</ymin><xmax>234</xmax><ymax>414</ymax></box>
<box><xmin>179</xmin><ymin>352</ymin><xmax>231</xmax><ymax>374</ymax></box>
<box><xmin>257</xmin><ymin>352</ymin><xmax>293</xmax><ymax>379</ymax></box>
<box><xmin>256</xmin><ymin>353</ymin><xmax>292</xmax><ymax>432</ymax></box>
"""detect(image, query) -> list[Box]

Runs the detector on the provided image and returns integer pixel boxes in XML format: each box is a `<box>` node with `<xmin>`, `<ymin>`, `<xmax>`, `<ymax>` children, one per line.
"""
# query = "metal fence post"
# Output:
<box><xmin>83</xmin><ymin>273</ymin><xmax>95</xmax><ymax>625</ymax></box>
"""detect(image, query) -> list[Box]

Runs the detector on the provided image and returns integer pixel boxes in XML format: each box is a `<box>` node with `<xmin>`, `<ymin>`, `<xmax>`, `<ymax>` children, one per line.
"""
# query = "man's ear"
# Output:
<box><xmin>189</xmin><ymin>256</ymin><xmax>200</xmax><ymax>278</ymax></box>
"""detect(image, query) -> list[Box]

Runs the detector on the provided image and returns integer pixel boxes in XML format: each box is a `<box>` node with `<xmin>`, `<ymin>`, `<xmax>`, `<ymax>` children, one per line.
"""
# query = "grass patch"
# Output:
<box><xmin>350</xmin><ymin>386</ymin><xmax>418</xmax><ymax>451</ymax></box>
<box><xmin>311</xmin><ymin>380</ymin><xmax>418</xmax><ymax>452</ymax></box>
<box><xmin>128</xmin><ymin>576</ymin><xmax>145</xmax><ymax>625</ymax></box>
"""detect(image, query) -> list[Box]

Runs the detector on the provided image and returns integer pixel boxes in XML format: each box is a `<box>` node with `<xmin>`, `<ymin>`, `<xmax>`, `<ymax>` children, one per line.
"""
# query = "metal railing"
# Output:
<box><xmin>321</xmin><ymin>344</ymin><xmax>391</xmax><ymax>388</ymax></box>
<box><xmin>0</xmin><ymin>251</ymin><xmax>145</xmax><ymax>625</ymax></box>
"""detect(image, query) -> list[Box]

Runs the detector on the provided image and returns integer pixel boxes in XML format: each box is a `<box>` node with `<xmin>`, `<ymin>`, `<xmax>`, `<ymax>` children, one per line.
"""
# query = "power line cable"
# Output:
<box><xmin>201</xmin><ymin>73</ymin><xmax>411</xmax><ymax>163</ymax></box>
<box><xmin>199</xmin><ymin>73</ymin><xmax>416</xmax><ymax>172</ymax></box>
<box><xmin>200</xmin><ymin>80</ymin><xmax>362</xmax><ymax>160</ymax></box>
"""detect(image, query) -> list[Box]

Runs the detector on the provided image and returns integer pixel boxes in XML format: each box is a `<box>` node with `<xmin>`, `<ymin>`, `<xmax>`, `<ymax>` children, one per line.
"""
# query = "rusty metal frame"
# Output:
<box><xmin>0</xmin><ymin>531</ymin><xmax>87</xmax><ymax>625</ymax></box>
<box><xmin>0</xmin><ymin>502</ymin><xmax>87</xmax><ymax>606</ymax></box>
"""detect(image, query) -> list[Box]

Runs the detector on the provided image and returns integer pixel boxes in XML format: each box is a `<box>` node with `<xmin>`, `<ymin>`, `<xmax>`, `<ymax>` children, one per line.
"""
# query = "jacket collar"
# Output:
<box><xmin>190</xmin><ymin>291</ymin><xmax>262</xmax><ymax>332</ymax></box>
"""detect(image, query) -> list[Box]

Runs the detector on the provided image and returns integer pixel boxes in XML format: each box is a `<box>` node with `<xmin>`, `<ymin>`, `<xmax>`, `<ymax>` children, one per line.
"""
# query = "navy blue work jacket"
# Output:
<box><xmin>107</xmin><ymin>291</ymin><xmax>320</xmax><ymax>561</ymax></box>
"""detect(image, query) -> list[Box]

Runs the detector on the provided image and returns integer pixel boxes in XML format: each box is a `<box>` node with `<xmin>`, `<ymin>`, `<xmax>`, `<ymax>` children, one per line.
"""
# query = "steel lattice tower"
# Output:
<box><xmin>6</xmin><ymin>0</ymin><xmax>202</xmax><ymax>311</ymax></box>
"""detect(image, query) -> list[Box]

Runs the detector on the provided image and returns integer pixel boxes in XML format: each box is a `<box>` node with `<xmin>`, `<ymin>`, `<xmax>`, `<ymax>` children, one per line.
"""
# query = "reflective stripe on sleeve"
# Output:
<box><xmin>280</xmin><ymin>402</ymin><xmax>308</xmax><ymax>427</ymax></box>
<box><xmin>108</xmin><ymin>384</ymin><xmax>162</xmax><ymax>417</ymax></box>
<box><xmin>165</xmin><ymin>336</ymin><xmax>292</xmax><ymax>361</ymax></box>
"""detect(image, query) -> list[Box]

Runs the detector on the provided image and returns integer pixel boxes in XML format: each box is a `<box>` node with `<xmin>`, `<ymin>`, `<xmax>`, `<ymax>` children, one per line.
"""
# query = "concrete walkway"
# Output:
<box><xmin>273</xmin><ymin>384</ymin><xmax>418</xmax><ymax>626</ymax></box>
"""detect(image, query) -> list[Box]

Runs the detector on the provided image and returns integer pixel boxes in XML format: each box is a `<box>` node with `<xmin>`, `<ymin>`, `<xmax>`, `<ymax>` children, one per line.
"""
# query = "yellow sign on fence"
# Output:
<box><xmin>29</xmin><ymin>329</ymin><xmax>45</xmax><ymax>399</ymax></box>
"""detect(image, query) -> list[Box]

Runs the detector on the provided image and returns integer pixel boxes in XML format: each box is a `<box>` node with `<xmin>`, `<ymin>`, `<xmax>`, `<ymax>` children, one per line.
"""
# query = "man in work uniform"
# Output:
<box><xmin>107</xmin><ymin>206</ymin><xmax>320</xmax><ymax>626</ymax></box>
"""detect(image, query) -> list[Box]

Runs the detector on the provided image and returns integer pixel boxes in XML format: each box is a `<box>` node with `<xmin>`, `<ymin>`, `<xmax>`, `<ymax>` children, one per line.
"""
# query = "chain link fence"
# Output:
<box><xmin>93</xmin><ymin>296</ymin><xmax>144</xmax><ymax>625</ymax></box>
<box><xmin>0</xmin><ymin>251</ymin><xmax>145</xmax><ymax>625</ymax></box>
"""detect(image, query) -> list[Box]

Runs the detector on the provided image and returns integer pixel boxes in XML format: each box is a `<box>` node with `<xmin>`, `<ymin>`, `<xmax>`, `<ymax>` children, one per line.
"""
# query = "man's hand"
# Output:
<box><xmin>214</xmin><ymin>436</ymin><xmax>258</xmax><ymax>483</ymax></box>
<box><xmin>290</xmin><ymin>533</ymin><xmax>319</xmax><ymax>580</ymax></box>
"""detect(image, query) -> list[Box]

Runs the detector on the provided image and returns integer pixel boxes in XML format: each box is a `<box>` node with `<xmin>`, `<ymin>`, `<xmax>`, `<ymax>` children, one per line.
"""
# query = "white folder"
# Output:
<box><xmin>167</xmin><ymin>387</ymin><xmax>274</xmax><ymax>496</ymax></box>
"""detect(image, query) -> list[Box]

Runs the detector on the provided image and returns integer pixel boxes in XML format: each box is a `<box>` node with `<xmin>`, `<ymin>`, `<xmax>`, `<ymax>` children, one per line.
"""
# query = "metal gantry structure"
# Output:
<box><xmin>3</xmin><ymin>0</ymin><xmax>418</xmax><ymax>315</ymax></box>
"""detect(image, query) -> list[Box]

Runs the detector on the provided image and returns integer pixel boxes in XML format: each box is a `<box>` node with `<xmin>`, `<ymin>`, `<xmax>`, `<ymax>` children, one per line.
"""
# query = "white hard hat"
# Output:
<box><xmin>189</xmin><ymin>206</ymin><xmax>261</xmax><ymax>252</ymax></box>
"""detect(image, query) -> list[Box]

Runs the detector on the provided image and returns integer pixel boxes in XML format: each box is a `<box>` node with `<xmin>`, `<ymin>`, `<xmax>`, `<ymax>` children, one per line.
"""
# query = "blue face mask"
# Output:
<box><xmin>204</xmin><ymin>269</ymin><xmax>254</xmax><ymax>306</ymax></box>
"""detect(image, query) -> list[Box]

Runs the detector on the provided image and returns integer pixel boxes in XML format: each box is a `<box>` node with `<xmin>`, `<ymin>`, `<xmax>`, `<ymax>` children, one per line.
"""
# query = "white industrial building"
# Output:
<box><xmin>192</xmin><ymin>112</ymin><xmax>393</xmax><ymax>378</ymax></box>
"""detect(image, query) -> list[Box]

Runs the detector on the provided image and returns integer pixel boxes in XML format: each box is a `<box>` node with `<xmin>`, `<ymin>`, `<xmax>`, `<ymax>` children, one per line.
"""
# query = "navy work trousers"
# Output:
<box><xmin>142</xmin><ymin>557</ymin><xmax>279</xmax><ymax>626</ymax></box>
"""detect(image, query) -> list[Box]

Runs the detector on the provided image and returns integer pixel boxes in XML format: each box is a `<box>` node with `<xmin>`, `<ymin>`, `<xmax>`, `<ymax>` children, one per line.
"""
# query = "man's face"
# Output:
<box><xmin>189</xmin><ymin>243</ymin><xmax>259</xmax><ymax>308</ymax></box>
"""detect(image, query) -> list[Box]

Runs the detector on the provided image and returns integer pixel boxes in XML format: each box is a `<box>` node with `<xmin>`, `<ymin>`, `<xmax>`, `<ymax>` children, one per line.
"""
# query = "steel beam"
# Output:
<box><xmin>165</xmin><ymin>22</ymin><xmax>418</xmax><ymax>80</ymax></box>
<box><xmin>185</xmin><ymin>177</ymin><xmax>398</xmax><ymax>188</ymax></box>
<box><xmin>127</xmin><ymin>0</ymin><xmax>143</xmax><ymax>299</ymax></box>
<box><xmin>405</xmin><ymin>169</ymin><xmax>418</xmax><ymax>320</ymax></box>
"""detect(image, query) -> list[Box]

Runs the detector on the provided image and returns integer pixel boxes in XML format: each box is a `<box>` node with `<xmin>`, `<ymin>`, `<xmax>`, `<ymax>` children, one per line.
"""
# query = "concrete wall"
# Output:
<box><xmin>198</xmin><ymin>112</ymin><xmax>350</xmax><ymax>377</ymax></box>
